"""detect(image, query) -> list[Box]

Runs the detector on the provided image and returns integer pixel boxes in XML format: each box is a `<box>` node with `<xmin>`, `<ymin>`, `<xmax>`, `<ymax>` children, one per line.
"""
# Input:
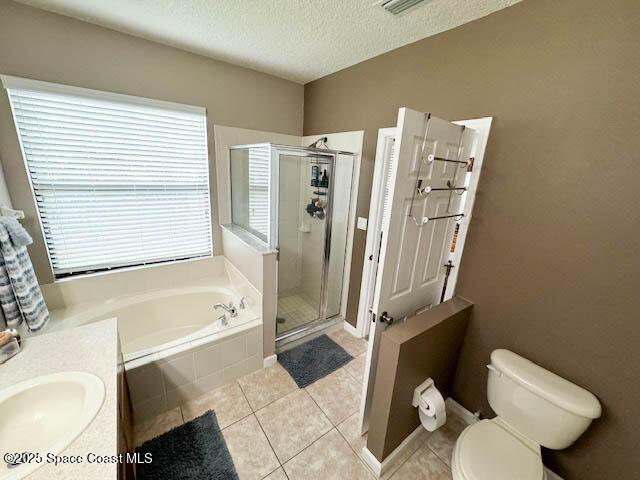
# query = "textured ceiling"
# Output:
<box><xmin>14</xmin><ymin>0</ymin><xmax>522</xmax><ymax>84</ymax></box>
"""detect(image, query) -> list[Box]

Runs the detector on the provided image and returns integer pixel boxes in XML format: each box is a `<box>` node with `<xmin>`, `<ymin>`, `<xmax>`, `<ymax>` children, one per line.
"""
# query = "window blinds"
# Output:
<box><xmin>2</xmin><ymin>76</ymin><xmax>212</xmax><ymax>277</ymax></box>
<box><xmin>247</xmin><ymin>145</ymin><xmax>270</xmax><ymax>240</ymax></box>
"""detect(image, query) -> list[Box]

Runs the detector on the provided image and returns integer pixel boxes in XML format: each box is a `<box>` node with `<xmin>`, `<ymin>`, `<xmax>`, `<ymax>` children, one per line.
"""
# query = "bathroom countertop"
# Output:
<box><xmin>0</xmin><ymin>318</ymin><xmax>119</xmax><ymax>480</ymax></box>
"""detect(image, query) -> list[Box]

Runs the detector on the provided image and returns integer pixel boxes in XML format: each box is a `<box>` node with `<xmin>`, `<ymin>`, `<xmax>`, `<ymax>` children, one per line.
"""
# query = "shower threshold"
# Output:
<box><xmin>275</xmin><ymin>315</ymin><xmax>343</xmax><ymax>352</ymax></box>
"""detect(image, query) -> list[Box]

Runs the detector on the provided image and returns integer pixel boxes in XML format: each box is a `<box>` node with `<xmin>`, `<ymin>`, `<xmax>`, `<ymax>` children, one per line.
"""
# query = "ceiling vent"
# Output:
<box><xmin>379</xmin><ymin>0</ymin><xmax>429</xmax><ymax>15</ymax></box>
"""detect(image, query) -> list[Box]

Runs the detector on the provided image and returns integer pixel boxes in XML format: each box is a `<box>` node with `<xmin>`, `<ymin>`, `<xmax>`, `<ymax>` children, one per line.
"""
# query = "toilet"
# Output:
<box><xmin>452</xmin><ymin>349</ymin><xmax>601</xmax><ymax>480</ymax></box>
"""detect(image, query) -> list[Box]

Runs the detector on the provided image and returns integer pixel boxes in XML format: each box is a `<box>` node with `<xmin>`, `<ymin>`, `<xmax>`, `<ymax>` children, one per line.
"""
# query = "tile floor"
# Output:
<box><xmin>276</xmin><ymin>294</ymin><xmax>318</xmax><ymax>335</ymax></box>
<box><xmin>133</xmin><ymin>331</ymin><xmax>463</xmax><ymax>479</ymax></box>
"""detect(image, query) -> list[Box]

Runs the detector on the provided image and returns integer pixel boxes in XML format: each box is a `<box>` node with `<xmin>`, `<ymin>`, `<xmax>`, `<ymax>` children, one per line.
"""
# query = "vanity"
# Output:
<box><xmin>0</xmin><ymin>318</ymin><xmax>131</xmax><ymax>479</ymax></box>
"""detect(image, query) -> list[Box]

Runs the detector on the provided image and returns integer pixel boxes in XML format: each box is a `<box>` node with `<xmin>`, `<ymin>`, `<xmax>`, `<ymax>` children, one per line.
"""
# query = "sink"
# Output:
<box><xmin>0</xmin><ymin>372</ymin><xmax>105</xmax><ymax>480</ymax></box>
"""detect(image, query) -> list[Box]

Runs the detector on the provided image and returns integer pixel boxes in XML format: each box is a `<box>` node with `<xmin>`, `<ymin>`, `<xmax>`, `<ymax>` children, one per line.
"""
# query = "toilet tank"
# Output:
<box><xmin>487</xmin><ymin>349</ymin><xmax>601</xmax><ymax>450</ymax></box>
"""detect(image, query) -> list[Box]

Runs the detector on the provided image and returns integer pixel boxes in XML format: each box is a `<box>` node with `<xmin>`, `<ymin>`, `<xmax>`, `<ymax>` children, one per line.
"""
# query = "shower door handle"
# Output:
<box><xmin>275</xmin><ymin>247</ymin><xmax>280</xmax><ymax>261</ymax></box>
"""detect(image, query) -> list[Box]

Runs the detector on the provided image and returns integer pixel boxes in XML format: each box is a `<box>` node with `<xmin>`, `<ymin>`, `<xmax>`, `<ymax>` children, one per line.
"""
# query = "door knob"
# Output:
<box><xmin>379</xmin><ymin>311</ymin><xmax>394</xmax><ymax>325</ymax></box>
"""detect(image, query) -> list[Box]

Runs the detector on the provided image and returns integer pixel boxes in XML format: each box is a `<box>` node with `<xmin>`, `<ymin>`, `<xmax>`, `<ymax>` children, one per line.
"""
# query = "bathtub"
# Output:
<box><xmin>99</xmin><ymin>286</ymin><xmax>258</xmax><ymax>362</ymax></box>
<box><xmin>50</xmin><ymin>286</ymin><xmax>259</xmax><ymax>362</ymax></box>
<box><xmin>47</xmin><ymin>284</ymin><xmax>263</xmax><ymax>420</ymax></box>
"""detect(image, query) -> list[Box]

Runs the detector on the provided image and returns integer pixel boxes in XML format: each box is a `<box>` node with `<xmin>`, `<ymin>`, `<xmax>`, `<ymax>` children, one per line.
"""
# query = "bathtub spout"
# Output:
<box><xmin>214</xmin><ymin>302</ymin><xmax>238</xmax><ymax>318</ymax></box>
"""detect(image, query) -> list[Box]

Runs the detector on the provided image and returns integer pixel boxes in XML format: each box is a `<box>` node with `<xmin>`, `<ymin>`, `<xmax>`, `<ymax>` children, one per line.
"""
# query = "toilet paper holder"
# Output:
<box><xmin>412</xmin><ymin>378</ymin><xmax>435</xmax><ymax>409</ymax></box>
<box><xmin>412</xmin><ymin>378</ymin><xmax>447</xmax><ymax>432</ymax></box>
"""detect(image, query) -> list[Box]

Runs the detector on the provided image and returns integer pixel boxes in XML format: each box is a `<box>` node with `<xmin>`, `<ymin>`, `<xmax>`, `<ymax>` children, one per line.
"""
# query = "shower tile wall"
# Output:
<box><xmin>276</xmin><ymin>154</ymin><xmax>353</xmax><ymax>335</ymax></box>
<box><xmin>298</xmin><ymin>156</ymin><xmax>352</xmax><ymax>318</ymax></box>
<box><xmin>298</xmin><ymin>163</ymin><xmax>326</xmax><ymax>308</ymax></box>
<box><xmin>278</xmin><ymin>156</ymin><xmax>302</xmax><ymax>296</ymax></box>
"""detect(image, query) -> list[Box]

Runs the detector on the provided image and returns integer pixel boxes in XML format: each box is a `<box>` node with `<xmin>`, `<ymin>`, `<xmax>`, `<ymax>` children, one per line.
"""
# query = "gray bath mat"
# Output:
<box><xmin>278</xmin><ymin>334</ymin><xmax>353</xmax><ymax>388</ymax></box>
<box><xmin>135</xmin><ymin>411</ymin><xmax>238</xmax><ymax>480</ymax></box>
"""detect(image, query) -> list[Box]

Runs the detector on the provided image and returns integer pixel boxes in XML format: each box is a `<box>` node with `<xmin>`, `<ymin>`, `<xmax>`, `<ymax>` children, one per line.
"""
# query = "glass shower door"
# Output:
<box><xmin>276</xmin><ymin>154</ymin><xmax>331</xmax><ymax>337</ymax></box>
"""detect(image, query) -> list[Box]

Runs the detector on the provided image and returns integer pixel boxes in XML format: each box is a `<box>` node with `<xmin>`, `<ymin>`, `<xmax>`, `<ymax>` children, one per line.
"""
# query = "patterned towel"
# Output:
<box><xmin>0</xmin><ymin>217</ymin><xmax>49</xmax><ymax>331</ymax></box>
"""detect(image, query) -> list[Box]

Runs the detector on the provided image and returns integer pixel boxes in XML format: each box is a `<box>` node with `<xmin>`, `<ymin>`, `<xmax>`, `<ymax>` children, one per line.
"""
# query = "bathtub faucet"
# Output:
<box><xmin>214</xmin><ymin>301</ymin><xmax>238</xmax><ymax>318</ymax></box>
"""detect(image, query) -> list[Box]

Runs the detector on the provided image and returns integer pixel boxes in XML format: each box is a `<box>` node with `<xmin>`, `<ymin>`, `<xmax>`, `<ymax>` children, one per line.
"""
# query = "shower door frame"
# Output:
<box><xmin>271</xmin><ymin>144</ymin><xmax>340</xmax><ymax>345</ymax></box>
<box><xmin>229</xmin><ymin>143</ymin><xmax>355</xmax><ymax>346</ymax></box>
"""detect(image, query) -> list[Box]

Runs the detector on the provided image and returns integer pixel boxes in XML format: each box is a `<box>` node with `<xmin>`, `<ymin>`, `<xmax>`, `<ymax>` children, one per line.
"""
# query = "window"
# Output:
<box><xmin>2</xmin><ymin>76</ymin><xmax>212</xmax><ymax>278</ymax></box>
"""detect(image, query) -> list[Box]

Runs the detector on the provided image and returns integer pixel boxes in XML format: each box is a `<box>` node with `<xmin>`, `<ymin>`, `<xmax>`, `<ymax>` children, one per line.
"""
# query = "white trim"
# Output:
<box><xmin>356</xmin><ymin>127</ymin><xmax>396</xmax><ymax>339</ymax></box>
<box><xmin>343</xmin><ymin>319</ymin><xmax>359</xmax><ymax>337</ymax></box>
<box><xmin>360</xmin><ymin>446</ymin><xmax>383</xmax><ymax>477</ymax></box>
<box><xmin>361</xmin><ymin>424</ymin><xmax>423</xmax><ymax>477</ymax></box>
<box><xmin>0</xmin><ymin>74</ymin><xmax>205</xmax><ymax>114</ymax></box>
<box><xmin>445</xmin><ymin>397</ymin><xmax>565</xmax><ymax>480</ymax></box>
<box><xmin>545</xmin><ymin>468</ymin><xmax>564</xmax><ymax>480</ymax></box>
<box><xmin>263</xmin><ymin>354</ymin><xmax>277</xmax><ymax>367</ymax></box>
<box><xmin>445</xmin><ymin>397</ymin><xmax>480</xmax><ymax>425</ymax></box>
<box><xmin>340</xmin><ymin>134</ymin><xmax>362</xmax><ymax>321</ymax></box>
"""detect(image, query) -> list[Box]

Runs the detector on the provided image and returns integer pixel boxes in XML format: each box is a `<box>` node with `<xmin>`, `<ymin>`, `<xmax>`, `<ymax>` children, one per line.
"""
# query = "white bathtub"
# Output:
<box><xmin>50</xmin><ymin>285</ymin><xmax>259</xmax><ymax>363</ymax></box>
<box><xmin>102</xmin><ymin>286</ymin><xmax>258</xmax><ymax>362</ymax></box>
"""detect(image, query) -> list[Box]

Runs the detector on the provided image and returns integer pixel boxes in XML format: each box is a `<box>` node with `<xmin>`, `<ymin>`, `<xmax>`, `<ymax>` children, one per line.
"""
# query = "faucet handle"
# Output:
<box><xmin>239</xmin><ymin>297</ymin><xmax>247</xmax><ymax>309</ymax></box>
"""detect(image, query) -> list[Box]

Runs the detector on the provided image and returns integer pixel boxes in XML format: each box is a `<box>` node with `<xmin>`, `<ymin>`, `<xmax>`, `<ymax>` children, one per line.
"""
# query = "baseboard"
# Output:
<box><xmin>263</xmin><ymin>354</ymin><xmax>277</xmax><ymax>367</ymax></box>
<box><xmin>343</xmin><ymin>320</ymin><xmax>360</xmax><ymax>337</ymax></box>
<box><xmin>361</xmin><ymin>424</ymin><xmax>423</xmax><ymax>477</ymax></box>
<box><xmin>445</xmin><ymin>397</ymin><xmax>564</xmax><ymax>480</ymax></box>
<box><xmin>445</xmin><ymin>397</ymin><xmax>479</xmax><ymax>425</ymax></box>
<box><xmin>545</xmin><ymin>468</ymin><xmax>564</xmax><ymax>480</ymax></box>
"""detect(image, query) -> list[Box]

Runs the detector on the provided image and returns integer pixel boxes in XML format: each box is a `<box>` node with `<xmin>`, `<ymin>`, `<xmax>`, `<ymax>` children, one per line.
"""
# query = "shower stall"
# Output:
<box><xmin>229</xmin><ymin>143</ymin><xmax>355</xmax><ymax>344</ymax></box>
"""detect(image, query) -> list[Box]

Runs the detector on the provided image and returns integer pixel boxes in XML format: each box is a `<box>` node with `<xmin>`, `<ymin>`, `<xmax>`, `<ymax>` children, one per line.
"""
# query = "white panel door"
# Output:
<box><xmin>374</xmin><ymin>109</ymin><xmax>472</xmax><ymax>317</ymax></box>
<box><xmin>358</xmin><ymin>108</ymin><xmax>476</xmax><ymax>433</ymax></box>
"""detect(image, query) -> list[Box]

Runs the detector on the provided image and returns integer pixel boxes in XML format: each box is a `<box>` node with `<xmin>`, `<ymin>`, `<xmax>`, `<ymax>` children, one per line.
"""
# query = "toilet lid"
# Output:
<box><xmin>456</xmin><ymin>420</ymin><xmax>544</xmax><ymax>480</ymax></box>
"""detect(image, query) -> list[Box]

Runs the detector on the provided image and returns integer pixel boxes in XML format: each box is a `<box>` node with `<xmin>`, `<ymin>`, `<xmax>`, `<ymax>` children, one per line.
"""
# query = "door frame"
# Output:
<box><xmin>356</xmin><ymin>115</ymin><xmax>492</xmax><ymax>434</ymax></box>
<box><xmin>356</xmin><ymin>127</ymin><xmax>397</xmax><ymax>338</ymax></box>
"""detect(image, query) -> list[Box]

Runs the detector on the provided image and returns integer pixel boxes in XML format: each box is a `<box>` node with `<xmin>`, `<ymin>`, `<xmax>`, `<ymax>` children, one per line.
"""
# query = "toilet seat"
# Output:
<box><xmin>452</xmin><ymin>420</ymin><xmax>545</xmax><ymax>480</ymax></box>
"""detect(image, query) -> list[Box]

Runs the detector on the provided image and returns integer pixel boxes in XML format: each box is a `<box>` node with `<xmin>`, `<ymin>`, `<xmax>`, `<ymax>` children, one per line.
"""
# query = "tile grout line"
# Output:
<box><xmin>253</xmin><ymin>413</ymin><xmax>285</xmax><ymax>471</ymax></box>
<box><xmin>333</xmin><ymin>420</ymin><xmax>378</xmax><ymax>478</ymax></box>
<box><xmin>303</xmin><ymin>385</ymin><xmax>338</xmax><ymax>428</ymax></box>
<box><xmin>239</xmin><ymin>363</ymin><xmax>301</xmax><ymax>413</ymax></box>
<box><xmin>279</xmin><ymin>426</ymin><xmax>339</xmax><ymax>470</ymax></box>
<box><xmin>237</xmin><ymin>380</ymin><xmax>284</xmax><ymax>470</ymax></box>
<box><xmin>424</xmin><ymin>441</ymin><xmax>452</xmax><ymax>468</ymax></box>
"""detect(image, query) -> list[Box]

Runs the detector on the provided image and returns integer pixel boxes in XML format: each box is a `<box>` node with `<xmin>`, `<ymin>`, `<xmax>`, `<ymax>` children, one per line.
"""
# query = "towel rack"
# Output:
<box><xmin>416</xmin><ymin>180</ymin><xmax>466</xmax><ymax>196</ymax></box>
<box><xmin>0</xmin><ymin>206</ymin><xmax>25</xmax><ymax>220</ymax></box>
<box><xmin>424</xmin><ymin>154</ymin><xmax>471</xmax><ymax>168</ymax></box>
<box><xmin>410</xmin><ymin>213</ymin><xmax>465</xmax><ymax>226</ymax></box>
<box><xmin>408</xmin><ymin>113</ymin><xmax>468</xmax><ymax>228</ymax></box>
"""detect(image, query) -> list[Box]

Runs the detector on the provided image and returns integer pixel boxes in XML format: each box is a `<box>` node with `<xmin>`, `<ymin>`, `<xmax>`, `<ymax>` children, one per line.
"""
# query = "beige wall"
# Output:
<box><xmin>304</xmin><ymin>0</ymin><xmax>640</xmax><ymax>478</ymax></box>
<box><xmin>0</xmin><ymin>0</ymin><xmax>303</xmax><ymax>284</ymax></box>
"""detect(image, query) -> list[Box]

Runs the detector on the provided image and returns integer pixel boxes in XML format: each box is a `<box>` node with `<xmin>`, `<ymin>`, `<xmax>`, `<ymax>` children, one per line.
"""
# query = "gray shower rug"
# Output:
<box><xmin>135</xmin><ymin>410</ymin><xmax>238</xmax><ymax>480</ymax></box>
<box><xmin>278</xmin><ymin>334</ymin><xmax>353</xmax><ymax>388</ymax></box>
